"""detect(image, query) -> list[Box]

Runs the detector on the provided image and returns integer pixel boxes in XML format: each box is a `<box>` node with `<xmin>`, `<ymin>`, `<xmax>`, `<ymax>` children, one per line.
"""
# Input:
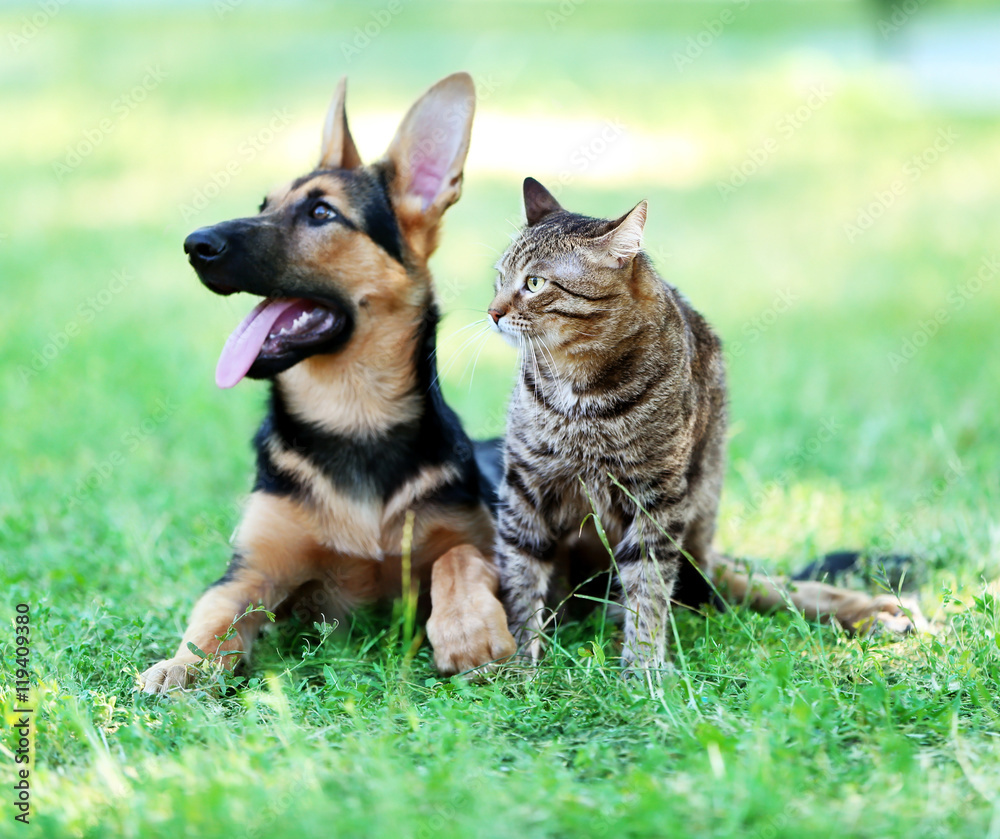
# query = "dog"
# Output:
<box><xmin>140</xmin><ymin>73</ymin><xmax>516</xmax><ymax>694</ymax></box>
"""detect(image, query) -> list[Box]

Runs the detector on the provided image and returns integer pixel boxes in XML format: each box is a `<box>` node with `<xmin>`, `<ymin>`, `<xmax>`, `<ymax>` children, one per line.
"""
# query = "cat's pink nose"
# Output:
<box><xmin>488</xmin><ymin>308</ymin><xmax>504</xmax><ymax>324</ymax></box>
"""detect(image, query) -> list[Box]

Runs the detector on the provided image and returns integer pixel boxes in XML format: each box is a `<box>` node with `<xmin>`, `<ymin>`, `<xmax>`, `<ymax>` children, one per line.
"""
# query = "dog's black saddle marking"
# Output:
<box><xmin>255</xmin><ymin>303</ymin><xmax>485</xmax><ymax>511</ymax></box>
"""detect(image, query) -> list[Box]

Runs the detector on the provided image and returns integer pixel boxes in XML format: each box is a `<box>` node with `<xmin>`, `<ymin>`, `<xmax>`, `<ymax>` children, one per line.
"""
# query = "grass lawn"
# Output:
<box><xmin>2</xmin><ymin>2</ymin><xmax>999</xmax><ymax>837</ymax></box>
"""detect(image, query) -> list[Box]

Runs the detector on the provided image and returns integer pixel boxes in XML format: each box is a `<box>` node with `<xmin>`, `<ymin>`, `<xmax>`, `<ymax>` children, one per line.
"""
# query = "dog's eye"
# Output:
<box><xmin>525</xmin><ymin>276</ymin><xmax>547</xmax><ymax>293</ymax></box>
<box><xmin>310</xmin><ymin>200</ymin><xmax>338</xmax><ymax>222</ymax></box>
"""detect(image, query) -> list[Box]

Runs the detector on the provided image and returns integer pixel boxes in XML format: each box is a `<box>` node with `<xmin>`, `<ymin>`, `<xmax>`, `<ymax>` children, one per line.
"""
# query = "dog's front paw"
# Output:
<box><xmin>426</xmin><ymin>590</ymin><xmax>516</xmax><ymax>675</ymax></box>
<box><xmin>138</xmin><ymin>656</ymin><xmax>200</xmax><ymax>695</ymax></box>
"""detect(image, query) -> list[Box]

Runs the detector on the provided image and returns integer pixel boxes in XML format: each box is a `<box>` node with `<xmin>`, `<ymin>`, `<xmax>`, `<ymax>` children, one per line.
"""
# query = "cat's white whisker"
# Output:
<box><xmin>536</xmin><ymin>340</ymin><xmax>561</xmax><ymax>383</ymax></box>
<box><xmin>527</xmin><ymin>336</ymin><xmax>547</xmax><ymax>425</ymax></box>
<box><xmin>432</xmin><ymin>323</ymin><xmax>493</xmax><ymax>389</ymax></box>
<box><xmin>518</xmin><ymin>334</ymin><xmax>541</xmax><ymax>425</ymax></box>
<box><xmin>559</xmin><ymin>323</ymin><xmax>599</xmax><ymax>339</ymax></box>
<box><xmin>439</xmin><ymin>318</ymin><xmax>491</xmax><ymax>346</ymax></box>
<box><xmin>436</xmin><ymin>325</ymin><xmax>491</xmax><ymax>379</ymax></box>
<box><xmin>452</xmin><ymin>331</ymin><xmax>489</xmax><ymax>385</ymax></box>
<box><xmin>464</xmin><ymin>328</ymin><xmax>493</xmax><ymax>392</ymax></box>
<box><xmin>473</xmin><ymin>241</ymin><xmax>502</xmax><ymax>256</ymax></box>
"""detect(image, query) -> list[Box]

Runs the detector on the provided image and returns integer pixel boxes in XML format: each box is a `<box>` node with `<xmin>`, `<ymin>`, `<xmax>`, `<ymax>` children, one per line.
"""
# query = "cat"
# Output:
<box><xmin>488</xmin><ymin>177</ymin><xmax>727</xmax><ymax>671</ymax></box>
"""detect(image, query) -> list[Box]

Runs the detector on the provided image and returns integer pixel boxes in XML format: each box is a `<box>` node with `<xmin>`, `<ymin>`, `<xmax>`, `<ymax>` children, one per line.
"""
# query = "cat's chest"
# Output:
<box><xmin>515</xmin><ymin>377</ymin><xmax>644</xmax><ymax>440</ymax></box>
<box><xmin>514</xmin><ymin>388</ymin><xmax>649</xmax><ymax>474</ymax></box>
<box><xmin>519</xmin><ymin>434</ymin><xmax>634</xmax><ymax>522</ymax></box>
<box><xmin>533</xmin><ymin>466</ymin><xmax>630</xmax><ymax>536</ymax></box>
<box><xmin>526</xmin><ymin>374</ymin><xmax>635</xmax><ymax>424</ymax></box>
<box><xmin>511</xmin><ymin>389</ymin><xmax>672</xmax><ymax>529</ymax></box>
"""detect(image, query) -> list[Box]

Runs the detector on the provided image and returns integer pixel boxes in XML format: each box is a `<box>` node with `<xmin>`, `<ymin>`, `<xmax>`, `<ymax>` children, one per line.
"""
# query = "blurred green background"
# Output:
<box><xmin>2</xmin><ymin>1</ymin><xmax>1000</xmax><ymax>836</ymax></box>
<box><xmin>4</xmin><ymin>0</ymin><xmax>997</xmax><ymax>575</ymax></box>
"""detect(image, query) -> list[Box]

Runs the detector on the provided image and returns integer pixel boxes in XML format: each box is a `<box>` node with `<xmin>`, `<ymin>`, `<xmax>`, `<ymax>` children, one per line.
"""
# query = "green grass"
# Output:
<box><xmin>3</xmin><ymin>2</ymin><xmax>1000</xmax><ymax>837</ymax></box>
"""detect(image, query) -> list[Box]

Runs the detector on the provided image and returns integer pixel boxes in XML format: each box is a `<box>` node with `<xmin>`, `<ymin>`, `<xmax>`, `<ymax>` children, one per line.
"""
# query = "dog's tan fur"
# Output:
<box><xmin>140</xmin><ymin>75</ymin><xmax>514</xmax><ymax>694</ymax></box>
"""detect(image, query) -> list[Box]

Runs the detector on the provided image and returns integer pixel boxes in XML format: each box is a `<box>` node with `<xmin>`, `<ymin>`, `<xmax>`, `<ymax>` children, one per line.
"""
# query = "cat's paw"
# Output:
<box><xmin>427</xmin><ymin>589</ymin><xmax>516</xmax><ymax>675</ymax></box>
<box><xmin>137</xmin><ymin>656</ymin><xmax>200</xmax><ymax>695</ymax></box>
<box><xmin>525</xmin><ymin>635</ymin><xmax>545</xmax><ymax>664</ymax></box>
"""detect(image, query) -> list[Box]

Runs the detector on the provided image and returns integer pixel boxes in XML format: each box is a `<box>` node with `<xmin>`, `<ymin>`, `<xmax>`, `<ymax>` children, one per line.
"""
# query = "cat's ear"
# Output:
<box><xmin>319</xmin><ymin>77</ymin><xmax>363</xmax><ymax>170</ymax></box>
<box><xmin>593</xmin><ymin>200</ymin><xmax>647</xmax><ymax>269</ymax></box>
<box><xmin>523</xmin><ymin>177</ymin><xmax>562</xmax><ymax>226</ymax></box>
<box><xmin>382</xmin><ymin>72</ymin><xmax>475</xmax><ymax>260</ymax></box>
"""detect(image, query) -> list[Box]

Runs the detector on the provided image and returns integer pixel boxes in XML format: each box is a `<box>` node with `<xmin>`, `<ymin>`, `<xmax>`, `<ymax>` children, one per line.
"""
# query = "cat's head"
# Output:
<box><xmin>489</xmin><ymin>178</ymin><xmax>647</xmax><ymax>354</ymax></box>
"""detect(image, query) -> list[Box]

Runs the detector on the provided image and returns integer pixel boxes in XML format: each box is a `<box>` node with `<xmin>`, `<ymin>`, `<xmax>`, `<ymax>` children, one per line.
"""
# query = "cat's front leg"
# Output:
<box><xmin>501</xmin><ymin>559</ymin><xmax>551</xmax><ymax>663</ymax></box>
<box><xmin>616</xmin><ymin>528</ymin><xmax>682</xmax><ymax>673</ymax></box>
<box><xmin>495</xmin><ymin>496</ymin><xmax>557</xmax><ymax>663</ymax></box>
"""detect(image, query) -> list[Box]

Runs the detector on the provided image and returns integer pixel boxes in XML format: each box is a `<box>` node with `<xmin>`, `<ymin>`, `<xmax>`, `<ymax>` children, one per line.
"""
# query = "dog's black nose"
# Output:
<box><xmin>184</xmin><ymin>227</ymin><xmax>228</xmax><ymax>264</ymax></box>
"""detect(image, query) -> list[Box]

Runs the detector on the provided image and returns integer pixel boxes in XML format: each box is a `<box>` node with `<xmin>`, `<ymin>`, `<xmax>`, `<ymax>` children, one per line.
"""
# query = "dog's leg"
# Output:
<box><xmin>425</xmin><ymin>545</ymin><xmax>516</xmax><ymax>675</ymax></box>
<box><xmin>714</xmin><ymin>554</ymin><xmax>928</xmax><ymax>635</ymax></box>
<box><xmin>139</xmin><ymin>492</ymin><xmax>322</xmax><ymax>694</ymax></box>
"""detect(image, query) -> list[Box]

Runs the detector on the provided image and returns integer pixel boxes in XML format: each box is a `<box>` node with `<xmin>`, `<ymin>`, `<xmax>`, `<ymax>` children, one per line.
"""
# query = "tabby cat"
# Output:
<box><xmin>489</xmin><ymin>178</ymin><xmax>727</xmax><ymax>670</ymax></box>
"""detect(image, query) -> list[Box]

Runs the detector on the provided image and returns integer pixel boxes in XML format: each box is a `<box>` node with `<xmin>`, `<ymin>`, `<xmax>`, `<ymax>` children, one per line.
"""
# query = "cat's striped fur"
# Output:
<box><xmin>490</xmin><ymin>179</ymin><xmax>929</xmax><ymax>670</ymax></box>
<box><xmin>490</xmin><ymin>178</ymin><xmax>727</xmax><ymax>670</ymax></box>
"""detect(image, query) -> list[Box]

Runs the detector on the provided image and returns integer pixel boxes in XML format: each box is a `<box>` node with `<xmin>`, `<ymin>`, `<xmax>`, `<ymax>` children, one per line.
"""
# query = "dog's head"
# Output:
<box><xmin>184</xmin><ymin>73</ymin><xmax>475</xmax><ymax>388</ymax></box>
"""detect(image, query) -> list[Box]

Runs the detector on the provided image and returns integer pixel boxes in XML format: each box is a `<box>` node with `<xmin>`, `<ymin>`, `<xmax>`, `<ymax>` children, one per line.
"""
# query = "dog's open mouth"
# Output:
<box><xmin>216</xmin><ymin>297</ymin><xmax>345</xmax><ymax>388</ymax></box>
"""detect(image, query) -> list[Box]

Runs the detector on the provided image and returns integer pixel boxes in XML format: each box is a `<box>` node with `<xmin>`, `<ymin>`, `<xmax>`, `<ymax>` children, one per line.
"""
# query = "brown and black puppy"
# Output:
<box><xmin>140</xmin><ymin>73</ymin><xmax>515</xmax><ymax>694</ymax></box>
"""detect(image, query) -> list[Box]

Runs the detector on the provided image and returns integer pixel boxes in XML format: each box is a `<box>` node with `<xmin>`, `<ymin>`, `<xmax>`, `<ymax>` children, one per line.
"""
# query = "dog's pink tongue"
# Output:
<box><xmin>216</xmin><ymin>298</ymin><xmax>299</xmax><ymax>389</ymax></box>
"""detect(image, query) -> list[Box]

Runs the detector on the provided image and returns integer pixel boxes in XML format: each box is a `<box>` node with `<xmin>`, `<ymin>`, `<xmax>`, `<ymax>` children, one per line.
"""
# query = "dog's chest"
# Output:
<box><xmin>305</xmin><ymin>485</ymin><xmax>400</xmax><ymax>560</ymax></box>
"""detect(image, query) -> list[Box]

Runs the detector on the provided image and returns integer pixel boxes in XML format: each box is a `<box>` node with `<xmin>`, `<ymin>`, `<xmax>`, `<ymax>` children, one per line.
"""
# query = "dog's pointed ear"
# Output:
<box><xmin>319</xmin><ymin>76</ymin><xmax>362</xmax><ymax>170</ymax></box>
<box><xmin>592</xmin><ymin>200</ymin><xmax>647</xmax><ymax>269</ymax></box>
<box><xmin>523</xmin><ymin>177</ymin><xmax>562</xmax><ymax>226</ymax></box>
<box><xmin>382</xmin><ymin>72</ymin><xmax>475</xmax><ymax>259</ymax></box>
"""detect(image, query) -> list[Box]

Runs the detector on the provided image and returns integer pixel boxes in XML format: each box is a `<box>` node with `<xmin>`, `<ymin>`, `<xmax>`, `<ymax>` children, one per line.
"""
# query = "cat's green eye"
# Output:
<box><xmin>525</xmin><ymin>276</ymin><xmax>547</xmax><ymax>294</ymax></box>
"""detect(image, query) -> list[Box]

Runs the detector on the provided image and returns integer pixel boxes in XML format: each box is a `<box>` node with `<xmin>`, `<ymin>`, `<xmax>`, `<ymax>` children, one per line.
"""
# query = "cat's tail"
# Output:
<box><xmin>701</xmin><ymin>551</ymin><xmax>930</xmax><ymax>636</ymax></box>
